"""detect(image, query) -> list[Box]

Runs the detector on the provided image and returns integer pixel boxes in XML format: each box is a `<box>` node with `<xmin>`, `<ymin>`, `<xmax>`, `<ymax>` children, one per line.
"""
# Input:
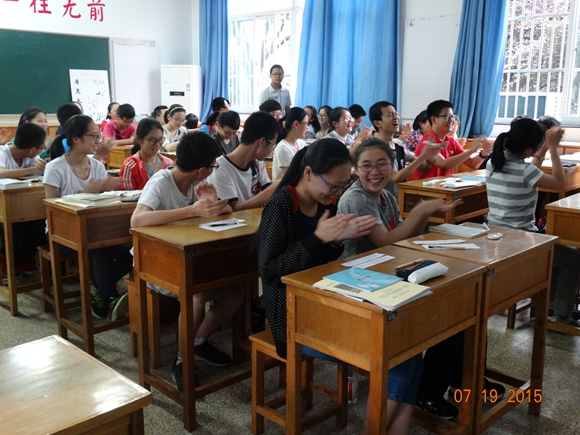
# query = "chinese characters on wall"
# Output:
<box><xmin>27</xmin><ymin>0</ymin><xmax>106</xmax><ymax>22</ymax></box>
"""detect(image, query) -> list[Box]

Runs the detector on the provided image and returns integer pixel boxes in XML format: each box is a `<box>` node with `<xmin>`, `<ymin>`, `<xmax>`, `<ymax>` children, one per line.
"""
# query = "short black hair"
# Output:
<box><xmin>14</xmin><ymin>123</ymin><xmax>46</xmax><ymax>150</ymax></box>
<box><xmin>56</xmin><ymin>103</ymin><xmax>82</xmax><ymax>126</ymax></box>
<box><xmin>368</xmin><ymin>101</ymin><xmax>395</xmax><ymax>127</ymax></box>
<box><xmin>270</xmin><ymin>64</ymin><xmax>284</xmax><ymax>74</ymax></box>
<box><xmin>117</xmin><ymin>104</ymin><xmax>136</xmax><ymax>120</ymax></box>
<box><xmin>151</xmin><ymin>105</ymin><xmax>167</xmax><ymax>119</ymax></box>
<box><xmin>426</xmin><ymin>100</ymin><xmax>454</xmax><ymax>126</ymax></box>
<box><xmin>349</xmin><ymin>104</ymin><xmax>366</xmax><ymax>119</ymax></box>
<box><xmin>176</xmin><ymin>131</ymin><xmax>220</xmax><ymax>172</ymax></box>
<box><xmin>216</xmin><ymin>111</ymin><xmax>240</xmax><ymax>130</ymax></box>
<box><xmin>259</xmin><ymin>99</ymin><xmax>282</xmax><ymax>113</ymax></box>
<box><xmin>241</xmin><ymin>111</ymin><xmax>279</xmax><ymax>145</ymax></box>
<box><xmin>412</xmin><ymin>110</ymin><xmax>429</xmax><ymax>131</ymax></box>
<box><xmin>211</xmin><ymin>97</ymin><xmax>230</xmax><ymax>112</ymax></box>
<box><xmin>185</xmin><ymin>113</ymin><xmax>199</xmax><ymax>129</ymax></box>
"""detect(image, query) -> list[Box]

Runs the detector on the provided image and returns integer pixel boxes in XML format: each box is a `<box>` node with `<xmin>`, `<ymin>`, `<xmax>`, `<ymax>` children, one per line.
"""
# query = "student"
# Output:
<box><xmin>162</xmin><ymin>104</ymin><xmax>189</xmax><ymax>152</ymax></box>
<box><xmin>315</xmin><ymin>105</ymin><xmax>332</xmax><ymax>139</ymax></box>
<box><xmin>369</xmin><ymin>101</ymin><xmax>442</xmax><ymax>198</ymax></box>
<box><xmin>303</xmin><ymin>105</ymin><xmax>320</xmax><ymax>140</ymax></box>
<box><xmin>272</xmin><ymin>107</ymin><xmax>308</xmax><ymax>179</ymax></box>
<box><xmin>486</xmin><ymin>117</ymin><xmax>580</xmax><ymax>326</ymax></box>
<box><xmin>345</xmin><ymin>103</ymin><xmax>371</xmax><ymax>147</ymax></box>
<box><xmin>258</xmin><ymin>64</ymin><xmax>291</xmax><ymax>115</ymax></box>
<box><xmin>44</xmin><ymin>115</ymin><xmax>130</xmax><ymax>320</ymax></box>
<box><xmin>102</xmin><ymin>103</ymin><xmax>136</xmax><ymax>149</ymax></box>
<box><xmin>259</xmin><ymin>99</ymin><xmax>283</xmax><ymax>121</ymax></box>
<box><xmin>100</xmin><ymin>102</ymin><xmax>119</xmax><ymax>132</ymax></box>
<box><xmin>55</xmin><ymin>101</ymin><xmax>84</xmax><ymax>136</ymax></box>
<box><xmin>185</xmin><ymin>113</ymin><xmax>199</xmax><ymax>130</ymax></box>
<box><xmin>51</xmin><ymin>103</ymin><xmax>83</xmax><ymax>157</ymax></box>
<box><xmin>259</xmin><ymin>138</ymin><xmax>376</xmax><ymax>361</ymax></box>
<box><xmin>403</xmin><ymin>110</ymin><xmax>430</xmax><ymax>153</ymax></box>
<box><xmin>338</xmin><ymin>138</ymin><xmax>459</xmax><ymax>435</ymax></box>
<box><xmin>16</xmin><ymin>106</ymin><xmax>53</xmax><ymax>154</ymax></box>
<box><xmin>152</xmin><ymin>105</ymin><xmax>168</xmax><ymax>125</ymax></box>
<box><xmin>211</xmin><ymin>111</ymin><xmax>241</xmax><ymax>156</ymax></box>
<box><xmin>410</xmin><ymin>100</ymin><xmax>493</xmax><ymax>180</ymax></box>
<box><xmin>211</xmin><ymin>97</ymin><xmax>231</xmax><ymax>113</ymax></box>
<box><xmin>326</xmin><ymin>107</ymin><xmax>371</xmax><ymax>154</ymax></box>
<box><xmin>120</xmin><ymin>118</ymin><xmax>174</xmax><ymax>191</ymax></box>
<box><xmin>207</xmin><ymin>111</ymin><xmax>279</xmax><ymax>211</ymax></box>
<box><xmin>198</xmin><ymin>111</ymin><xmax>220</xmax><ymax>135</ymax></box>
<box><xmin>130</xmin><ymin>132</ymin><xmax>236</xmax><ymax>390</ymax></box>
<box><xmin>450</xmin><ymin>115</ymin><xmax>467</xmax><ymax>147</ymax></box>
<box><xmin>0</xmin><ymin>123</ymin><xmax>48</xmax><ymax>275</ymax></box>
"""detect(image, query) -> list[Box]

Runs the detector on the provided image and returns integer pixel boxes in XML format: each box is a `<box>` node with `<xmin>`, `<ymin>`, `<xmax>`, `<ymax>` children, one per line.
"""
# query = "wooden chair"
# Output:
<box><xmin>38</xmin><ymin>245</ymin><xmax>81</xmax><ymax>313</ymax></box>
<box><xmin>250</xmin><ymin>329</ymin><xmax>348</xmax><ymax>435</ymax></box>
<box><xmin>127</xmin><ymin>277</ymin><xmax>179</xmax><ymax>369</ymax></box>
<box><xmin>506</xmin><ymin>297</ymin><xmax>537</xmax><ymax>329</ymax></box>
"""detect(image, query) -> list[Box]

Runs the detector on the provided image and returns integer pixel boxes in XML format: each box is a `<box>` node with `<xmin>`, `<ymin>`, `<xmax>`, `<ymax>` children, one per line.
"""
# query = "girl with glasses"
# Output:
<box><xmin>315</xmin><ymin>105</ymin><xmax>332</xmax><ymax>139</ymax></box>
<box><xmin>338</xmin><ymin>138</ymin><xmax>459</xmax><ymax>435</ymax></box>
<box><xmin>303</xmin><ymin>105</ymin><xmax>320</xmax><ymax>140</ymax></box>
<box><xmin>162</xmin><ymin>104</ymin><xmax>189</xmax><ymax>152</ymax></box>
<box><xmin>259</xmin><ymin>138</ymin><xmax>376</xmax><ymax>362</ymax></box>
<box><xmin>120</xmin><ymin>118</ymin><xmax>174</xmax><ymax>190</ymax></box>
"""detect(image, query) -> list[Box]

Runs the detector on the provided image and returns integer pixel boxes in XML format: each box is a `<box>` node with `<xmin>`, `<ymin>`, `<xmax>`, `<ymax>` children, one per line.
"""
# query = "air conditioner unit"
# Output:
<box><xmin>161</xmin><ymin>65</ymin><xmax>202</xmax><ymax>117</ymax></box>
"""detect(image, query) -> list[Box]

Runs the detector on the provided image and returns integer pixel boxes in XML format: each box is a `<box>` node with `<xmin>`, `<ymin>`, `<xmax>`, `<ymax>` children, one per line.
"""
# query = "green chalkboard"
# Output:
<box><xmin>0</xmin><ymin>29</ymin><xmax>109</xmax><ymax>114</ymax></box>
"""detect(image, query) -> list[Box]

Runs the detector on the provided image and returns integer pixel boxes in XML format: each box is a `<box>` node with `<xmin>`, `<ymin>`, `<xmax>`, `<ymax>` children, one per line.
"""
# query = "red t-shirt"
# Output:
<box><xmin>410</xmin><ymin>131</ymin><xmax>466</xmax><ymax>180</ymax></box>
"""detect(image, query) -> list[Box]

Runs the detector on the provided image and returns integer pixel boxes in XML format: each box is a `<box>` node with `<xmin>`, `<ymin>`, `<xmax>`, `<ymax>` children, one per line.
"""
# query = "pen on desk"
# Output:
<box><xmin>396</xmin><ymin>258</ymin><xmax>424</xmax><ymax>270</ymax></box>
<box><xmin>483</xmin><ymin>222</ymin><xmax>490</xmax><ymax>231</ymax></box>
<box><xmin>209</xmin><ymin>222</ymin><xmax>238</xmax><ymax>227</ymax></box>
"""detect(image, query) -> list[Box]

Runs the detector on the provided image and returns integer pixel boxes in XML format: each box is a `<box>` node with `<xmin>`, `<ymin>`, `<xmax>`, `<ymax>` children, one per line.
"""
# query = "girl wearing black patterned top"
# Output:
<box><xmin>259</xmin><ymin>138</ymin><xmax>376</xmax><ymax>360</ymax></box>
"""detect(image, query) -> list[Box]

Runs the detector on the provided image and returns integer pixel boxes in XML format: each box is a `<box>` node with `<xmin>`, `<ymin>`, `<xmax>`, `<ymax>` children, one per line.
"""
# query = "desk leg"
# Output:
<box><xmin>4</xmin><ymin>215</ymin><xmax>18</xmax><ymax>316</ymax></box>
<box><xmin>136</xmin><ymin>277</ymin><xmax>151</xmax><ymax>390</ymax></box>
<box><xmin>182</xmin><ymin>261</ymin><xmax>197</xmax><ymax>432</ymax></box>
<box><xmin>461</xmin><ymin>324</ymin><xmax>478</xmax><ymax>435</ymax></box>
<box><xmin>369</xmin><ymin>311</ymin><xmax>388</xmax><ymax>435</ymax></box>
<box><xmin>51</xmin><ymin>239</ymin><xmax>68</xmax><ymax>340</ymax></box>
<box><xmin>129</xmin><ymin>408</ymin><xmax>145</xmax><ymax>435</ymax></box>
<box><xmin>286</xmin><ymin>288</ymin><xmax>302</xmax><ymax>435</ymax></box>
<box><xmin>78</xmin><ymin>247</ymin><xmax>95</xmax><ymax>356</ymax></box>
<box><xmin>529</xmin><ymin>285</ymin><xmax>548</xmax><ymax>416</ymax></box>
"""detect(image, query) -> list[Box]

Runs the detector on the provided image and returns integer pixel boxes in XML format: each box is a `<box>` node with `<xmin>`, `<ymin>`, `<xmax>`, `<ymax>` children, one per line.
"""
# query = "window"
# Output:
<box><xmin>498</xmin><ymin>0</ymin><xmax>580</xmax><ymax>124</ymax></box>
<box><xmin>228</xmin><ymin>0</ymin><xmax>304</xmax><ymax>113</ymax></box>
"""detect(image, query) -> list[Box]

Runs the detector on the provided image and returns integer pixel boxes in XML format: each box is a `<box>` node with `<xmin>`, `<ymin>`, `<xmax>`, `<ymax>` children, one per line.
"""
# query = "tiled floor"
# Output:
<box><xmin>1</xmin><ymin>289</ymin><xmax>579</xmax><ymax>434</ymax></box>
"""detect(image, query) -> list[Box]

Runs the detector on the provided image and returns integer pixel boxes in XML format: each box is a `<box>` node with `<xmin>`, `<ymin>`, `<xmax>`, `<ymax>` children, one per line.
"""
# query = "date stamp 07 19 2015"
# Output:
<box><xmin>453</xmin><ymin>388</ymin><xmax>543</xmax><ymax>404</ymax></box>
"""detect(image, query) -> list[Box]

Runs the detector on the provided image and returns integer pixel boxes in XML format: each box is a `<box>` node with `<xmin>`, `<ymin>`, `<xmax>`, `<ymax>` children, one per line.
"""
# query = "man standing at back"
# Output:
<box><xmin>258</xmin><ymin>65</ymin><xmax>291</xmax><ymax>116</ymax></box>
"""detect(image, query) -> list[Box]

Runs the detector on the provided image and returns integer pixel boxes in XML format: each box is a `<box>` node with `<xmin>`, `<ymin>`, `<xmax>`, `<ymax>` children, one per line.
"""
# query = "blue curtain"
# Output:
<box><xmin>295</xmin><ymin>0</ymin><xmax>400</xmax><ymax>120</ymax></box>
<box><xmin>200</xmin><ymin>0</ymin><xmax>229</xmax><ymax>121</ymax></box>
<box><xmin>450</xmin><ymin>0</ymin><xmax>510</xmax><ymax>137</ymax></box>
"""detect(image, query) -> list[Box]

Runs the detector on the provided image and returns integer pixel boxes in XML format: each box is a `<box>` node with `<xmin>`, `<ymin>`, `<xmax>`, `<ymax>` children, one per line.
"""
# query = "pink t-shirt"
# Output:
<box><xmin>102</xmin><ymin>119</ymin><xmax>136</xmax><ymax>140</ymax></box>
<box><xmin>410</xmin><ymin>131</ymin><xmax>465</xmax><ymax>180</ymax></box>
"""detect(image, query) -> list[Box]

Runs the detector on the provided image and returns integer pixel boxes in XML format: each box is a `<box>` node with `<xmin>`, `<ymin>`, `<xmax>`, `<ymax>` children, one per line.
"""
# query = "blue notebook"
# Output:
<box><xmin>323</xmin><ymin>267</ymin><xmax>402</xmax><ymax>292</ymax></box>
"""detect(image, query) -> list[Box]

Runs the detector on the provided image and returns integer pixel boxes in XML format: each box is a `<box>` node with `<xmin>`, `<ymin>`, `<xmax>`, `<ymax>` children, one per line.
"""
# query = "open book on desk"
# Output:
<box><xmin>314</xmin><ymin>278</ymin><xmax>431</xmax><ymax>311</ymax></box>
<box><xmin>56</xmin><ymin>193</ymin><xmax>121</xmax><ymax>208</ymax></box>
<box><xmin>0</xmin><ymin>178</ymin><xmax>32</xmax><ymax>190</ymax></box>
<box><xmin>429</xmin><ymin>223</ymin><xmax>489</xmax><ymax>238</ymax></box>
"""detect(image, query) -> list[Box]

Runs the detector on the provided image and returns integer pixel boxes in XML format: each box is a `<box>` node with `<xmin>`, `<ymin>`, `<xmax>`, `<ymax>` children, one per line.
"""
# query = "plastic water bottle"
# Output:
<box><xmin>348</xmin><ymin>373</ymin><xmax>358</xmax><ymax>404</ymax></box>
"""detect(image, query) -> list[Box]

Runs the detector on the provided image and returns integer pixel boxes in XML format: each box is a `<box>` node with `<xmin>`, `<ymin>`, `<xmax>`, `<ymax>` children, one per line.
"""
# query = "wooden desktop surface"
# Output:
<box><xmin>282</xmin><ymin>245</ymin><xmax>486</xmax><ymax>435</ymax></box>
<box><xmin>0</xmin><ymin>183</ymin><xmax>46</xmax><ymax>316</ymax></box>
<box><xmin>394</xmin><ymin>225</ymin><xmax>557</xmax><ymax>434</ymax></box>
<box><xmin>107</xmin><ymin>145</ymin><xmax>133</xmax><ymax>169</ymax></box>
<box><xmin>545</xmin><ymin>192</ymin><xmax>580</xmax><ymax>247</ymax></box>
<box><xmin>0</xmin><ymin>335</ymin><xmax>151</xmax><ymax>435</ymax></box>
<box><xmin>540</xmin><ymin>160</ymin><xmax>580</xmax><ymax>198</ymax></box>
<box><xmin>131</xmin><ymin>209</ymin><xmax>262</xmax><ymax>432</ymax></box>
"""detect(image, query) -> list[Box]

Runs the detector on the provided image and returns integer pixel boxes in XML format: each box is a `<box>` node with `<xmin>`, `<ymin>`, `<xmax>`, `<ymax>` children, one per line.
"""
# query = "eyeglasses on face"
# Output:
<box><xmin>271</xmin><ymin>73</ymin><xmax>284</xmax><ymax>77</ymax></box>
<box><xmin>145</xmin><ymin>137</ymin><xmax>164</xmax><ymax>146</ymax></box>
<box><xmin>206</xmin><ymin>162</ymin><xmax>219</xmax><ymax>169</ymax></box>
<box><xmin>84</xmin><ymin>133</ymin><xmax>102</xmax><ymax>142</ymax></box>
<box><xmin>358</xmin><ymin>162</ymin><xmax>393</xmax><ymax>172</ymax></box>
<box><xmin>435</xmin><ymin>113</ymin><xmax>456</xmax><ymax>121</ymax></box>
<box><xmin>340</xmin><ymin>116</ymin><xmax>354</xmax><ymax>123</ymax></box>
<box><xmin>172</xmin><ymin>116</ymin><xmax>186</xmax><ymax>124</ymax></box>
<box><xmin>265</xmin><ymin>137</ymin><xmax>276</xmax><ymax>146</ymax></box>
<box><xmin>315</xmin><ymin>173</ymin><xmax>353</xmax><ymax>194</ymax></box>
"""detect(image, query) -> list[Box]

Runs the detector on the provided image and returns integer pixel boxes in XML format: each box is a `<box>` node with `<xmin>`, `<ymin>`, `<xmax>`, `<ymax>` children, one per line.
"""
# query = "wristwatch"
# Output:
<box><xmin>479</xmin><ymin>150</ymin><xmax>488</xmax><ymax>159</ymax></box>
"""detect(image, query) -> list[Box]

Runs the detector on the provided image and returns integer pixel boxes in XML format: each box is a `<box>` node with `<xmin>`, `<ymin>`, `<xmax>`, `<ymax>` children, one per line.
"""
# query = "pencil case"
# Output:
<box><xmin>396</xmin><ymin>260</ymin><xmax>448</xmax><ymax>284</ymax></box>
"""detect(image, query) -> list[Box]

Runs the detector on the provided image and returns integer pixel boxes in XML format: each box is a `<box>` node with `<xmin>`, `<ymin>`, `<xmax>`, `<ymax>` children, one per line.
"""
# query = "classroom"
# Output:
<box><xmin>1</xmin><ymin>1</ymin><xmax>580</xmax><ymax>435</ymax></box>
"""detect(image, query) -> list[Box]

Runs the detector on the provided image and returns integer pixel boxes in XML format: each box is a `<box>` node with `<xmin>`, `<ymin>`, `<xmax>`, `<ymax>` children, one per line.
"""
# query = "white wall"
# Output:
<box><xmin>0</xmin><ymin>0</ymin><xmax>195</xmax><ymax>116</ymax></box>
<box><xmin>400</xmin><ymin>0</ymin><xmax>463</xmax><ymax>124</ymax></box>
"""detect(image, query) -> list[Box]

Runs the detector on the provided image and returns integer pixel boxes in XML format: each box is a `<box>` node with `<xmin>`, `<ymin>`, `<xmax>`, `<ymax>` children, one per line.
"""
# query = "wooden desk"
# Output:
<box><xmin>540</xmin><ymin>160</ymin><xmax>580</xmax><ymax>199</ymax></box>
<box><xmin>283</xmin><ymin>246</ymin><xmax>486</xmax><ymax>435</ymax></box>
<box><xmin>397</xmin><ymin>171</ymin><xmax>488</xmax><ymax>224</ymax></box>
<box><xmin>131</xmin><ymin>209</ymin><xmax>262</xmax><ymax>432</ymax></box>
<box><xmin>0</xmin><ymin>335</ymin><xmax>151</xmax><ymax>435</ymax></box>
<box><xmin>394</xmin><ymin>226</ymin><xmax>557</xmax><ymax>434</ymax></box>
<box><xmin>0</xmin><ymin>183</ymin><xmax>45</xmax><ymax>316</ymax></box>
<box><xmin>160</xmin><ymin>151</ymin><xmax>176</xmax><ymax>162</ymax></box>
<box><xmin>44</xmin><ymin>199</ymin><xmax>136</xmax><ymax>356</ymax></box>
<box><xmin>107</xmin><ymin>145</ymin><xmax>133</xmax><ymax>169</ymax></box>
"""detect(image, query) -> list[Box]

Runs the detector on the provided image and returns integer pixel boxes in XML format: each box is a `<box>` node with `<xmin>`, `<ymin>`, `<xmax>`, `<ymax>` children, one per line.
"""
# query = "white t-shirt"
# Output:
<box><xmin>272</xmin><ymin>139</ymin><xmax>306</xmax><ymax>180</ymax></box>
<box><xmin>207</xmin><ymin>155</ymin><xmax>271</xmax><ymax>202</ymax></box>
<box><xmin>258</xmin><ymin>85</ymin><xmax>292</xmax><ymax>116</ymax></box>
<box><xmin>43</xmin><ymin>155</ymin><xmax>107</xmax><ymax>196</ymax></box>
<box><xmin>0</xmin><ymin>146</ymin><xmax>39</xmax><ymax>169</ymax></box>
<box><xmin>138</xmin><ymin>169</ymin><xmax>199</xmax><ymax>211</ymax></box>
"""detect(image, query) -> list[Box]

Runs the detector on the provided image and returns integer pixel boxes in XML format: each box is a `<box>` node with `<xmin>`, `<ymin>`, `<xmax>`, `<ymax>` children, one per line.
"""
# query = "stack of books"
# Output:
<box><xmin>314</xmin><ymin>267</ymin><xmax>432</xmax><ymax>311</ymax></box>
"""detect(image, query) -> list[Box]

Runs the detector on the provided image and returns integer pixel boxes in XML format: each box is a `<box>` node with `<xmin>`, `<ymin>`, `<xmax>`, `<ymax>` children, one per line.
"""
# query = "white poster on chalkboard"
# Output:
<box><xmin>69</xmin><ymin>69</ymin><xmax>110</xmax><ymax>122</ymax></box>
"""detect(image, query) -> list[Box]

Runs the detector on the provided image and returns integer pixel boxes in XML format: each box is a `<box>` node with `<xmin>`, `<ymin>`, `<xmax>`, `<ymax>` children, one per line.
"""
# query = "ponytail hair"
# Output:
<box><xmin>278</xmin><ymin>138</ymin><xmax>352</xmax><ymax>189</ymax></box>
<box><xmin>490</xmin><ymin>117</ymin><xmax>545</xmax><ymax>174</ymax></box>
<box><xmin>277</xmin><ymin>107</ymin><xmax>308</xmax><ymax>142</ymax></box>
<box><xmin>50</xmin><ymin>114</ymin><xmax>94</xmax><ymax>159</ymax></box>
<box><xmin>132</xmin><ymin>117</ymin><xmax>163</xmax><ymax>155</ymax></box>
<box><xmin>327</xmin><ymin>107</ymin><xmax>347</xmax><ymax>133</ymax></box>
